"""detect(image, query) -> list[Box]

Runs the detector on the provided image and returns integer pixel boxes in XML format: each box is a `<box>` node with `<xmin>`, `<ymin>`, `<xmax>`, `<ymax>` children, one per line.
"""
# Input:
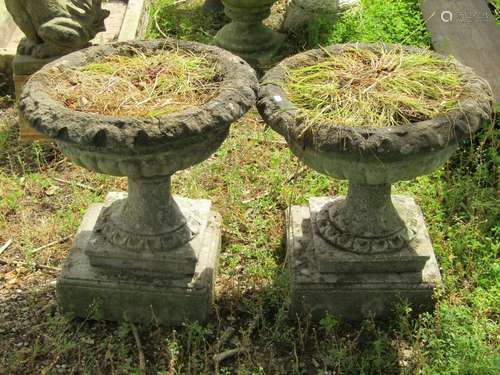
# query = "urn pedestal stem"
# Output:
<box><xmin>315</xmin><ymin>182</ymin><xmax>417</xmax><ymax>255</ymax></box>
<box><xmin>95</xmin><ymin>175</ymin><xmax>194</xmax><ymax>253</ymax></box>
<box><xmin>122</xmin><ymin>176</ymin><xmax>187</xmax><ymax>239</ymax></box>
<box><xmin>214</xmin><ymin>0</ymin><xmax>285</xmax><ymax>67</ymax></box>
<box><xmin>339</xmin><ymin>183</ymin><xmax>405</xmax><ymax>239</ymax></box>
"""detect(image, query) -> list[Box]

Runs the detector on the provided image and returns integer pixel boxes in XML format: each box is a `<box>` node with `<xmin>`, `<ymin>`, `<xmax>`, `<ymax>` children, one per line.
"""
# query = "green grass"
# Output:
<box><xmin>0</xmin><ymin>1</ymin><xmax>498</xmax><ymax>374</ymax></box>
<box><xmin>294</xmin><ymin>0</ymin><xmax>431</xmax><ymax>49</ymax></box>
<box><xmin>489</xmin><ymin>0</ymin><xmax>500</xmax><ymax>24</ymax></box>
<box><xmin>148</xmin><ymin>0</ymin><xmax>227</xmax><ymax>43</ymax></box>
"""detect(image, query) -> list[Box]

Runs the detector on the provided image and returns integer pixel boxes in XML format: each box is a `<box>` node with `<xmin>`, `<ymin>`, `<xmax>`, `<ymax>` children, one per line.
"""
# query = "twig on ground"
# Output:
<box><xmin>215</xmin><ymin>327</ymin><xmax>235</xmax><ymax>352</ymax></box>
<box><xmin>285</xmin><ymin>166</ymin><xmax>308</xmax><ymax>183</ymax></box>
<box><xmin>131</xmin><ymin>323</ymin><xmax>146</xmax><ymax>375</ymax></box>
<box><xmin>53</xmin><ymin>177</ymin><xmax>99</xmax><ymax>192</ymax></box>
<box><xmin>247</xmin><ymin>137</ymin><xmax>287</xmax><ymax>146</ymax></box>
<box><xmin>0</xmin><ymin>239</ymin><xmax>13</xmax><ymax>255</ymax></box>
<box><xmin>213</xmin><ymin>348</ymin><xmax>241</xmax><ymax>364</ymax></box>
<box><xmin>49</xmin><ymin>157</ymin><xmax>68</xmax><ymax>170</ymax></box>
<box><xmin>0</xmin><ymin>258</ymin><xmax>60</xmax><ymax>273</ymax></box>
<box><xmin>32</xmin><ymin>235</ymin><xmax>72</xmax><ymax>254</ymax></box>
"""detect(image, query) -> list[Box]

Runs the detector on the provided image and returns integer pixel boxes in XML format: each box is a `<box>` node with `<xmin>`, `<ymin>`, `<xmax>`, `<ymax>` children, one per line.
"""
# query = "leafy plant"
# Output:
<box><xmin>294</xmin><ymin>0</ymin><xmax>431</xmax><ymax>49</ymax></box>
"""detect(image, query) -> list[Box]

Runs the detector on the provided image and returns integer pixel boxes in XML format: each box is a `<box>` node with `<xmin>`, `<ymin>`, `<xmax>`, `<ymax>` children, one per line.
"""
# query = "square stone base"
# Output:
<box><xmin>287</xmin><ymin>196</ymin><xmax>442</xmax><ymax>321</ymax></box>
<box><xmin>57</xmin><ymin>193</ymin><xmax>221</xmax><ymax>325</ymax></box>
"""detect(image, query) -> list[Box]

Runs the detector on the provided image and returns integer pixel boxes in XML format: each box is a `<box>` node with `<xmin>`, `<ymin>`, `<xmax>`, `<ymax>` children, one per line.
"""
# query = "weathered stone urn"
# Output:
<box><xmin>214</xmin><ymin>0</ymin><xmax>285</xmax><ymax>67</ymax></box>
<box><xmin>19</xmin><ymin>39</ymin><xmax>257</xmax><ymax>324</ymax></box>
<box><xmin>258</xmin><ymin>43</ymin><xmax>493</xmax><ymax>320</ymax></box>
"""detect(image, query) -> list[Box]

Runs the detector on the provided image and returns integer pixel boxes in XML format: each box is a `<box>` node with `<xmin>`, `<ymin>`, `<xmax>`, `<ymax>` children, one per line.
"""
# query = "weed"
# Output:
<box><xmin>148</xmin><ymin>0</ymin><xmax>227</xmax><ymax>43</ymax></box>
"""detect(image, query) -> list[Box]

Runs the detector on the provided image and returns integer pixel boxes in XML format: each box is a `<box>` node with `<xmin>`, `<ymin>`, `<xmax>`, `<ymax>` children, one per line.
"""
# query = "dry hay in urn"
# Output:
<box><xmin>43</xmin><ymin>49</ymin><xmax>223</xmax><ymax>118</ymax></box>
<box><xmin>283</xmin><ymin>45</ymin><xmax>491</xmax><ymax>128</ymax></box>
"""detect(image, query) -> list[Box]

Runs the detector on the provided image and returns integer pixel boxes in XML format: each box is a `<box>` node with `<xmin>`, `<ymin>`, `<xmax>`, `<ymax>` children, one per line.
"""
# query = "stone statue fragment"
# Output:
<box><xmin>5</xmin><ymin>0</ymin><xmax>110</xmax><ymax>58</ymax></box>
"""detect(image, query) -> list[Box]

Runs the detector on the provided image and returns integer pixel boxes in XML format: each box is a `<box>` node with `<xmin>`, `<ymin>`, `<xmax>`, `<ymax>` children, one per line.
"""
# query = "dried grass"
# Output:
<box><xmin>284</xmin><ymin>45</ymin><xmax>484</xmax><ymax>127</ymax></box>
<box><xmin>44</xmin><ymin>49</ymin><xmax>222</xmax><ymax>118</ymax></box>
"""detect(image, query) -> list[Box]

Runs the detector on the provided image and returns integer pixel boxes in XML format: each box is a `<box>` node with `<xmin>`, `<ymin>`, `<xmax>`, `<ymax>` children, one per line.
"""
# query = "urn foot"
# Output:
<box><xmin>287</xmin><ymin>196</ymin><xmax>442</xmax><ymax>321</ymax></box>
<box><xmin>56</xmin><ymin>193</ymin><xmax>221</xmax><ymax>325</ymax></box>
<box><xmin>215</xmin><ymin>23</ymin><xmax>285</xmax><ymax>67</ymax></box>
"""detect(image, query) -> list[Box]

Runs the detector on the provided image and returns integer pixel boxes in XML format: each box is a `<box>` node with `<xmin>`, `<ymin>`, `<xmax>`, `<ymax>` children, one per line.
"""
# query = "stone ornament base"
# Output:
<box><xmin>310</xmin><ymin>196</ymin><xmax>428</xmax><ymax>272</ymax></box>
<box><xmin>214</xmin><ymin>27</ymin><xmax>285</xmax><ymax>68</ymax></box>
<box><xmin>86</xmin><ymin>192</ymin><xmax>211</xmax><ymax>275</ymax></box>
<box><xmin>57</xmin><ymin>193</ymin><xmax>222</xmax><ymax>325</ymax></box>
<box><xmin>287</xmin><ymin>196</ymin><xmax>442</xmax><ymax>321</ymax></box>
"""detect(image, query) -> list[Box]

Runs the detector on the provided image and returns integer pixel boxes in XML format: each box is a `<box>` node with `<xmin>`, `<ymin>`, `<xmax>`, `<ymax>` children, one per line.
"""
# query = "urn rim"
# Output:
<box><xmin>19</xmin><ymin>38</ymin><xmax>258</xmax><ymax>155</ymax></box>
<box><xmin>257</xmin><ymin>42</ymin><xmax>493</xmax><ymax>160</ymax></box>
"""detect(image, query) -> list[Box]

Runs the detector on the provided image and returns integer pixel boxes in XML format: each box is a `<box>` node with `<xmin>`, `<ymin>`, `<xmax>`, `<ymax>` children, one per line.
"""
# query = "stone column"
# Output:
<box><xmin>111</xmin><ymin>176</ymin><xmax>191</xmax><ymax>250</ymax></box>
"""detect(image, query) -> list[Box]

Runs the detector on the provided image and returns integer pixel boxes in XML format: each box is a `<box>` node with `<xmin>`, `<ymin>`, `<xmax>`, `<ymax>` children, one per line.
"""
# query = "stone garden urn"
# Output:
<box><xmin>257</xmin><ymin>43</ymin><xmax>493</xmax><ymax>320</ymax></box>
<box><xmin>19</xmin><ymin>39</ymin><xmax>257</xmax><ymax>324</ymax></box>
<box><xmin>214</xmin><ymin>0</ymin><xmax>285</xmax><ymax>67</ymax></box>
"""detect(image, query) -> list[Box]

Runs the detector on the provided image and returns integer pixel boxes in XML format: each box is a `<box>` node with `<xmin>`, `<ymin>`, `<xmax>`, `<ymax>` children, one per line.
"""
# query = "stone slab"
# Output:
<box><xmin>94</xmin><ymin>0</ymin><xmax>128</xmax><ymax>44</ymax></box>
<box><xmin>57</xmin><ymin>194</ymin><xmax>222</xmax><ymax>325</ymax></box>
<box><xmin>12</xmin><ymin>55</ymin><xmax>58</xmax><ymax>77</ymax></box>
<box><xmin>85</xmin><ymin>192</ymin><xmax>212</xmax><ymax>275</ymax></box>
<box><xmin>421</xmin><ymin>0</ymin><xmax>500</xmax><ymax>105</ymax></box>
<box><xmin>309</xmin><ymin>196</ymin><xmax>431</xmax><ymax>274</ymax></box>
<box><xmin>118</xmin><ymin>0</ymin><xmax>151</xmax><ymax>42</ymax></box>
<box><xmin>287</xmin><ymin>197</ymin><xmax>442</xmax><ymax>321</ymax></box>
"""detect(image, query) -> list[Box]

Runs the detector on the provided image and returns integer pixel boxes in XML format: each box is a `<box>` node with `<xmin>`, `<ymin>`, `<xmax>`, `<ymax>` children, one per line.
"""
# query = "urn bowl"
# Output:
<box><xmin>257</xmin><ymin>43</ymin><xmax>492</xmax><ymax>185</ymax></box>
<box><xmin>19</xmin><ymin>39</ymin><xmax>258</xmax><ymax>178</ymax></box>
